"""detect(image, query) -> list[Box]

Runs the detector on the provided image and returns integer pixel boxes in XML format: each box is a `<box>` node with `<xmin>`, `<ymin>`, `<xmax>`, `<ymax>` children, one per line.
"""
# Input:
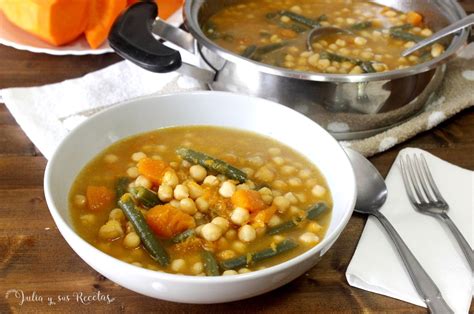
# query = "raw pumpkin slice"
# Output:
<box><xmin>0</xmin><ymin>0</ymin><xmax>89</xmax><ymax>46</ymax></box>
<box><xmin>156</xmin><ymin>0</ymin><xmax>183</xmax><ymax>20</ymax></box>
<box><xmin>85</xmin><ymin>0</ymin><xmax>127</xmax><ymax>49</ymax></box>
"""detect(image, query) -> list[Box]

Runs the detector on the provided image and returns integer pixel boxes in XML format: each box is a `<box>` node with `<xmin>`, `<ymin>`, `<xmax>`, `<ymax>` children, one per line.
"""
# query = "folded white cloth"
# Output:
<box><xmin>0</xmin><ymin>45</ymin><xmax>207</xmax><ymax>159</ymax></box>
<box><xmin>346</xmin><ymin>147</ymin><xmax>473</xmax><ymax>313</ymax></box>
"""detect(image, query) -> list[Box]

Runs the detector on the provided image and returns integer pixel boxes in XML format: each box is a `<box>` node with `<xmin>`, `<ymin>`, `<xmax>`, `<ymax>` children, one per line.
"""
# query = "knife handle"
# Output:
<box><xmin>372</xmin><ymin>210</ymin><xmax>454</xmax><ymax>314</ymax></box>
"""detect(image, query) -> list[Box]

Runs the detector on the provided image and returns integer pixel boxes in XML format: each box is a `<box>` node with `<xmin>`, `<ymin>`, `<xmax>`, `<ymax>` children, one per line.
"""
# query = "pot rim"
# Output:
<box><xmin>183</xmin><ymin>0</ymin><xmax>469</xmax><ymax>83</ymax></box>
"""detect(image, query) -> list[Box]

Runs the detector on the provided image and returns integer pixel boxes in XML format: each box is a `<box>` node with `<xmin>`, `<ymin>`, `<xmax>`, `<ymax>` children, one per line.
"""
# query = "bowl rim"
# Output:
<box><xmin>44</xmin><ymin>91</ymin><xmax>357</xmax><ymax>284</ymax></box>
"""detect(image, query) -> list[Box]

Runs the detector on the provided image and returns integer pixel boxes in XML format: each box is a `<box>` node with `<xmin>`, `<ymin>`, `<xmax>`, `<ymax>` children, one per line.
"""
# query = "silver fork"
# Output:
<box><xmin>400</xmin><ymin>154</ymin><xmax>474</xmax><ymax>273</ymax></box>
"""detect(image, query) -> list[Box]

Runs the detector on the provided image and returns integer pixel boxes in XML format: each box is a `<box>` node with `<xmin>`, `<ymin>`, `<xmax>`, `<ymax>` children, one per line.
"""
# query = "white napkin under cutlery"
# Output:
<box><xmin>346</xmin><ymin>147</ymin><xmax>473</xmax><ymax>313</ymax></box>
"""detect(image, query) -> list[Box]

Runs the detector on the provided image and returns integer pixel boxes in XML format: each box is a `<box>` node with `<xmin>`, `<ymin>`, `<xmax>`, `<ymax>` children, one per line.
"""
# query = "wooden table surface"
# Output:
<box><xmin>1</xmin><ymin>3</ymin><xmax>473</xmax><ymax>312</ymax></box>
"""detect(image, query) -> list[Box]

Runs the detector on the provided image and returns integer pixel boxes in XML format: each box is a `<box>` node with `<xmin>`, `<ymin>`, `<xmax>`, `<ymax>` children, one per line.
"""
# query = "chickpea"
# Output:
<box><xmin>195</xmin><ymin>196</ymin><xmax>209</xmax><ymax>213</ymax></box>
<box><xmin>162</xmin><ymin>169</ymin><xmax>179</xmax><ymax>187</ymax></box>
<box><xmin>230</xmin><ymin>207</ymin><xmax>250</xmax><ymax>226</ymax></box>
<box><xmin>189</xmin><ymin>165</ymin><xmax>207</xmax><ymax>182</ymax></box>
<box><xmin>255</xmin><ymin>166</ymin><xmax>275</xmax><ymax>182</ymax></box>
<box><xmin>80</xmin><ymin>214</ymin><xmax>95</xmax><ymax>226</ymax></box>
<box><xmin>131</xmin><ymin>151</ymin><xmax>147</xmax><ymax>162</ymax></box>
<box><xmin>104</xmin><ymin>154</ymin><xmax>118</xmax><ymax>163</ymax></box>
<box><xmin>222</xmin><ymin>270</ymin><xmax>238</xmax><ymax>276</ymax></box>
<box><xmin>273</xmin><ymin>196</ymin><xmax>290</xmax><ymax>212</ymax></box>
<box><xmin>74</xmin><ymin>194</ymin><xmax>86</xmax><ymax>207</ymax></box>
<box><xmin>180</xmin><ymin>198</ymin><xmax>197</xmax><ymax>215</ymax></box>
<box><xmin>267</xmin><ymin>215</ymin><xmax>282</xmax><ymax>227</ymax></box>
<box><xmin>187</xmin><ymin>181</ymin><xmax>204</xmax><ymax>199</ymax></box>
<box><xmin>238</xmin><ymin>225</ymin><xmax>257</xmax><ymax>242</ymax></box>
<box><xmin>312</xmin><ymin>185</ymin><xmax>327</xmax><ymax>197</ymax></box>
<box><xmin>127</xmin><ymin>167</ymin><xmax>139</xmax><ymax>178</ymax></box>
<box><xmin>201</xmin><ymin>223</ymin><xmax>223</xmax><ymax>241</ymax></box>
<box><xmin>211</xmin><ymin>217</ymin><xmax>230</xmax><ymax>232</ymax></box>
<box><xmin>135</xmin><ymin>175</ymin><xmax>152</xmax><ymax>189</ymax></box>
<box><xmin>123</xmin><ymin>232</ymin><xmax>141</xmax><ymax>249</ymax></box>
<box><xmin>299</xmin><ymin>232</ymin><xmax>320</xmax><ymax>244</ymax></box>
<box><xmin>109</xmin><ymin>208</ymin><xmax>125</xmax><ymax>221</ymax></box>
<box><xmin>99</xmin><ymin>220</ymin><xmax>123</xmax><ymax>240</ymax></box>
<box><xmin>203</xmin><ymin>175</ymin><xmax>219</xmax><ymax>186</ymax></box>
<box><xmin>219</xmin><ymin>181</ymin><xmax>236</xmax><ymax>198</ymax></box>
<box><xmin>171</xmin><ymin>259</ymin><xmax>186</xmax><ymax>272</ymax></box>
<box><xmin>158</xmin><ymin>184</ymin><xmax>173</xmax><ymax>202</ymax></box>
<box><xmin>225</xmin><ymin>229</ymin><xmax>237</xmax><ymax>241</ymax></box>
<box><xmin>191</xmin><ymin>262</ymin><xmax>204</xmax><ymax>275</ymax></box>
<box><xmin>232</xmin><ymin>241</ymin><xmax>247</xmax><ymax>254</ymax></box>
<box><xmin>174</xmin><ymin>184</ymin><xmax>189</xmax><ymax>200</ymax></box>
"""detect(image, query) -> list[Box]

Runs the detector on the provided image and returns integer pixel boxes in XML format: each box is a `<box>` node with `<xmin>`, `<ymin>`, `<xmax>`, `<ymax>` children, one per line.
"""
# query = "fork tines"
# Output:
<box><xmin>399</xmin><ymin>154</ymin><xmax>448</xmax><ymax>209</ymax></box>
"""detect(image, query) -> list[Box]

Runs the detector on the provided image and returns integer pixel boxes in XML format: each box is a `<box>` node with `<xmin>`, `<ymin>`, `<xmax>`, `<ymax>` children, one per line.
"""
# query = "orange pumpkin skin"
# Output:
<box><xmin>0</xmin><ymin>0</ymin><xmax>89</xmax><ymax>46</ymax></box>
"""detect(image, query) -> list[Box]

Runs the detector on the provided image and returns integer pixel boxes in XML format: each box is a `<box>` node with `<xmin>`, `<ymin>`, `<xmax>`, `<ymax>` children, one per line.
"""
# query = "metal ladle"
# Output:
<box><xmin>306</xmin><ymin>14</ymin><xmax>474</xmax><ymax>57</ymax></box>
<box><xmin>402</xmin><ymin>14</ymin><xmax>474</xmax><ymax>56</ymax></box>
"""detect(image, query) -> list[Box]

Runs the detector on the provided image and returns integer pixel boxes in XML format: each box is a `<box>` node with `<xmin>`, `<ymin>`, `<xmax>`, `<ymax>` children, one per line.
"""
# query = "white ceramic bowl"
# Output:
<box><xmin>44</xmin><ymin>91</ymin><xmax>356</xmax><ymax>304</ymax></box>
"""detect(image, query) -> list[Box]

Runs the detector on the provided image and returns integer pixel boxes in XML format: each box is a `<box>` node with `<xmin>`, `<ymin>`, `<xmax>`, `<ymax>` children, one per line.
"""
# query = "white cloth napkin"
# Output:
<box><xmin>346</xmin><ymin>147</ymin><xmax>473</xmax><ymax>313</ymax></box>
<box><xmin>0</xmin><ymin>44</ymin><xmax>207</xmax><ymax>159</ymax></box>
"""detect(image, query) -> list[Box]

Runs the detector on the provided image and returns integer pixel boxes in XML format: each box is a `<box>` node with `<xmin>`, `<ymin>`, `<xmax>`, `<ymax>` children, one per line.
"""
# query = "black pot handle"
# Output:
<box><xmin>108</xmin><ymin>1</ymin><xmax>182</xmax><ymax>73</ymax></box>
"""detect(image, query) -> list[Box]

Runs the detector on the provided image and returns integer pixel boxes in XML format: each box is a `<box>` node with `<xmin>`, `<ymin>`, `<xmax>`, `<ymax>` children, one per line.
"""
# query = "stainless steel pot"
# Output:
<box><xmin>108</xmin><ymin>0</ymin><xmax>468</xmax><ymax>140</ymax></box>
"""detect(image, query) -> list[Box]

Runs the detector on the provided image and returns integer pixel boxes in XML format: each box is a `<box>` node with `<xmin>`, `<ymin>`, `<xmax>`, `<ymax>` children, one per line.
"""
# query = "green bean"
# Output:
<box><xmin>115</xmin><ymin>177</ymin><xmax>130</xmax><ymax>199</ymax></box>
<box><xmin>222</xmin><ymin>34</ymin><xmax>234</xmax><ymax>43</ymax></box>
<box><xmin>171</xmin><ymin>229</ymin><xmax>195</xmax><ymax>244</ymax></box>
<box><xmin>220</xmin><ymin>256</ymin><xmax>247</xmax><ymax>270</ymax></box>
<box><xmin>220</xmin><ymin>239</ymin><xmax>298</xmax><ymax>270</ymax></box>
<box><xmin>419</xmin><ymin>50</ymin><xmax>432</xmax><ymax>62</ymax></box>
<box><xmin>351</xmin><ymin>21</ymin><xmax>372</xmax><ymax>30</ymax></box>
<box><xmin>390</xmin><ymin>30</ymin><xmax>424</xmax><ymax>42</ymax></box>
<box><xmin>267</xmin><ymin>202</ymin><xmax>328</xmax><ymax>235</ymax></box>
<box><xmin>202</xmin><ymin>251</ymin><xmax>220</xmax><ymax>276</ymax></box>
<box><xmin>320</xmin><ymin>51</ymin><xmax>376</xmax><ymax>74</ymax></box>
<box><xmin>389</xmin><ymin>24</ymin><xmax>412</xmax><ymax>32</ymax></box>
<box><xmin>320</xmin><ymin>51</ymin><xmax>352</xmax><ymax>63</ymax></box>
<box><xmin>278</xmin><ymin>22</ymin><xmax>308</xmax><ymax>33</ymax></box>
<box><xmin>280</xmin><ymin>10</ymin><xmax>321</xmax><ymax>28</ymax></box>
<box><xmin>241</xmin><ymin>45</ymin><xmax>257</xmax><ymax>58</ymax></box>
<box><xmin>358</xmin><ymin>61</ymin><xmax>376</xmax><ymax>73</ymax></box>
<box><xmin>176</xmin><ymin>148</ymin><xmax>247</xmax><ymax>183</ymax></box>
<box><xmin>256</xmin><ymin>41</ymin><xmax>289</xmax><ymax>55</ymax></box>
<box><xmin>130</xmin><ymin>186</ymin><xmax>161</xmax><ymax>208</ymax></box>
<box><xmin>305</xmin><ymin>202</ymin><xmax>328</xmax><ymax>220</ymax></box>
<box><xmin>118</xmin><ymin>194</ymin><xmax>169</xmax><ymax>266</ymax></box>
<box><xmin>266</xmin><ymin>219</ymin><xmax>301</xmax><ymax>235</ymax></box>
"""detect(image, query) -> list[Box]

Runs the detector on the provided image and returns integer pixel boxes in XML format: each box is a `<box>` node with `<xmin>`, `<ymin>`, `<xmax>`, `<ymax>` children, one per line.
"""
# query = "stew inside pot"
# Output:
<box><xmin>202</xmin><ymin>0</ymin><xmax>445</xmax><ymax>74</ymax></box>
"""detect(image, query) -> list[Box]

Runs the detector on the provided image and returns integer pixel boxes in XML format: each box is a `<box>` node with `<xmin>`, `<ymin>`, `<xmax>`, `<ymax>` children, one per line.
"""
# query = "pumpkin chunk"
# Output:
<box><xmin>146</xmin><ymin>204</ymin><xmax>195</xmax><ymax>238</ymax></box>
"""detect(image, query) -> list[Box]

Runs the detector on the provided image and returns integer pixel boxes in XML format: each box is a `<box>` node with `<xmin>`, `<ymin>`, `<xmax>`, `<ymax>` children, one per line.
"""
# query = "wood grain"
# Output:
<box><xmin>0</xmin><ymin>4</ymin><xmax>473</xmax><ymax>313</ymax></box>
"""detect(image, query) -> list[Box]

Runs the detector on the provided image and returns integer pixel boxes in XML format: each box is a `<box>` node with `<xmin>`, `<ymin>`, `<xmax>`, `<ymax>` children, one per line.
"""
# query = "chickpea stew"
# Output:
<box><xmin>202</xmin><ymin>0</ymin><xmax>445</xmax><ymax>74</ymax></box>
<box><xmin>69</xmin><ymin>126</ymin><xmax>332</xmax><ymax>276</ymax></box>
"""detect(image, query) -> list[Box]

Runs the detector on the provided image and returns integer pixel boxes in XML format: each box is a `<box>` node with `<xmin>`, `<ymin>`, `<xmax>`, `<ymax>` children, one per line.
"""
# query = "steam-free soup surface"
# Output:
<box><xmin>203</xmin><ymin>0</ymin><xmax>445</xmax><ymax>74</ymax></box>
<box><xmin>69</xmin><ymin>126</ymin><xmax>332</xmax><ymax>276</ymax></box>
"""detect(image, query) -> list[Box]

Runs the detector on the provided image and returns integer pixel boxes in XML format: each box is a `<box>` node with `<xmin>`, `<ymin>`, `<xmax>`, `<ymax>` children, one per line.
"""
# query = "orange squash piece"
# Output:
<box><xmin>85</xmin><ymin>0</ymin><xmax>127</xmax><ymax>49</ymax></box>
<box><xmin>157</xmin><ymin>0</ymin><xmax>183</xmax><ymax>20</ymax></box>
<box><xmin>86</xmin><ymin>186</ymin><xmax>115</xmax><ymax>211</ymax></box>
<box><xmin>146</xmin><ymin>204</ymin><xmax>195</xmax><ymax>238</ymax></box>
<box><xmin>251</xmin><ymin>205</ymin><xmax>277</xmax><ymax>228</ymax></box>
<box><xmin>0</xmin><ymin>0</ymin><xmax>89</xmax><ymax>46</ymax></box>
<box><xmin>231</xmin><ymin>190</ymin><xmax>266</xmax><ymax>213</ymax></box>
<box><xmin>407</xmin><ymin>11</ymin><xmax>423</xmax><ymax>27</ymax></box>
<box><xmin>137</xmin><ymin>157</ymin><xmax>169</xmax><ymax>185</ymax></box>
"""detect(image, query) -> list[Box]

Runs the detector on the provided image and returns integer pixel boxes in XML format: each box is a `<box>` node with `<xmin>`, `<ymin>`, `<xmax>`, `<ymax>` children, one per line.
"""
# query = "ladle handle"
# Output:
<box><xmin>372</xmin><ymin>211</ymin><xmax>454</xmax><ymax>314</ymax></box>
<box><xmin>402</xmin><ymin>14</ymin><xmax>474</xmax><ymax>56</ymax></box>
